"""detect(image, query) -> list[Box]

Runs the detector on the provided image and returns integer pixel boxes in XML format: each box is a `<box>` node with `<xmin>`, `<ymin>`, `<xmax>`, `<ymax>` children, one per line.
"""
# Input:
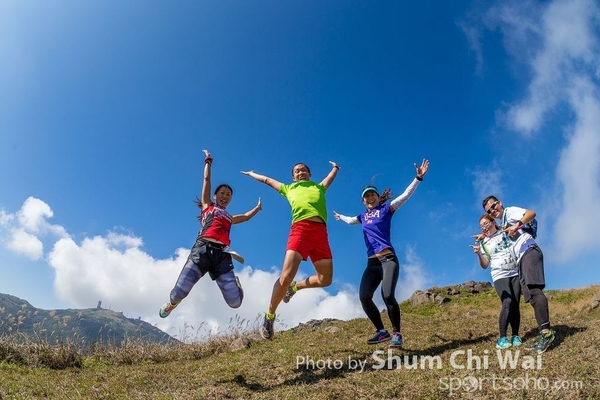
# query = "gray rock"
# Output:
<box><xmin>229</xmin><ymin>337</ymin><xmax>251</xmax><ymax>352</ymax></box>
<box><xmin>410</xmin><ymin>291</ymin><xmax>434</xmax><ymax>306</ymax></box>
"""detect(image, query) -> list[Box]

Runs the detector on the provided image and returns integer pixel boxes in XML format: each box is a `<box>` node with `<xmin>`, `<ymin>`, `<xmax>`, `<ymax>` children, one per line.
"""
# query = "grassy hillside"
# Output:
<box><xmin>1</xmin><ymin>284</ymin><xmax>599</xmax><ymax>399</ymax></box>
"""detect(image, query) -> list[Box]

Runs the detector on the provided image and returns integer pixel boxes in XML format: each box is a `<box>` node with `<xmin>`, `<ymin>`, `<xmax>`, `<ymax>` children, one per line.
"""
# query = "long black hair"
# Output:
<box><xmin>194</xmin><ymin>184</ymin><xmax>234</xmax><ymax>219</ymax></box>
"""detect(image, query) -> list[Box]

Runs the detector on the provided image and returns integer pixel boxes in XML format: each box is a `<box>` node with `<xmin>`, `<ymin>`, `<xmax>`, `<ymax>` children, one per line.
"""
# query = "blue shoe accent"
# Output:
<box><xmin>496</xmin><ymin>337</ymin><xmax>512</xmax><ymax>349</ymax></box>
<box><xmin>389</xmin><ymin>332</ymin><xmax>403</xmax><ymax>348</ymax></box>
<box><xmin>511</xmin><ymin>335</ymin><xmax>522</xmax><ymax>347</ymax></box>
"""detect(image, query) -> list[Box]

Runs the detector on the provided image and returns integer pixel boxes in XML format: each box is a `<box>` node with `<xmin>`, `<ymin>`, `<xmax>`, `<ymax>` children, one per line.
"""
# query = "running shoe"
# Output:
<box><xmin>260</xmin><ymin>313</ymin><xmax>276</xmax><ymax>340</ymax></box>
<box><xmin>236</xmin><ymin>276</ymin><xmax>244</xmax><ymax>298</ymax></box>
<box><xmin>223</xmin><ymin>246</ymin><xmax>245</xmax><ymax>264</ymax></box>
<box><xmin>511</xmin><ymin>335</ymin><xmax>523</xmax><ymax>347</ymax></box>
<box><xmin>159</xmin><ymin>301</ymin><xmax>177</xmax><ymax>318</ymax></box>
<box><xmin>526</xmin><ymin>329</ymin><xmax>555</xmax><ymax>354</ymax></box>
<box><xmin>496</xmin><ymin>337</ymin><xmax>511</xmax><ymax>349</ymax></box>
<box><xmin>283</xmin><ymin>281</ymin><xmax>297</xmax><ymax>303</ymax></box>
<box><xmin>367</xmin><ymin>330</ymin><xmax>391</xmax><ymax>344</ymax></box>
<box><xmin>389</xmin><ymin>332</ymin><xmax>403</xmax><ymax>348</ymax></box>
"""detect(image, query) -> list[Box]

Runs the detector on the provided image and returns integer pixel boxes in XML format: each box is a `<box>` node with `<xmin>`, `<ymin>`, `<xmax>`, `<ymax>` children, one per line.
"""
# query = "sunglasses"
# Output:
<box><xmin>486</xmin><ymin>201</ymin><xmax>499</xmax><ymax>215</ymax></box>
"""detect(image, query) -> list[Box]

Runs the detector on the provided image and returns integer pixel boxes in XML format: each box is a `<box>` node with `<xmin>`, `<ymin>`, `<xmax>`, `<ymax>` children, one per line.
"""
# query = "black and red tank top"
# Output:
<box><xmin>198</xmin><ymin>204</ymin><xmax>233</xmax><ymax>245</ymax></box>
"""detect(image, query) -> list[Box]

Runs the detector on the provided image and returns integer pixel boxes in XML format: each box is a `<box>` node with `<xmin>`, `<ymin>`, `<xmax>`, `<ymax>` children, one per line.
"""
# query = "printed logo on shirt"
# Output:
<box><xmin>203</xmin><ymin>206</ymin><xmax>232</xmax><ymax>225</ymax></box>
<box><xmin>364</xmin><ymin>209</ymin><xmax>381</xmax><ymax>224</ymax></box>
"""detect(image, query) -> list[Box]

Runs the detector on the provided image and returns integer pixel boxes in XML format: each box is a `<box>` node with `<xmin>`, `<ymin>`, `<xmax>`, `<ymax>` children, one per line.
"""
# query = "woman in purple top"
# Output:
<box><xmin>334</xmin><ymin>159</ymin><xmax>429</xmax><ymax>347</ymax></box>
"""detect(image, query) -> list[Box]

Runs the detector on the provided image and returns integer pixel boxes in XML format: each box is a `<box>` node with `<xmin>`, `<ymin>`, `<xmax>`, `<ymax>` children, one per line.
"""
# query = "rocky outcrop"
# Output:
<box><xmin>409</xmin><ymin>290</ymin><xmax>450</xmax><ymax>306</ymax></box>
<box><xmin>409</xmin><ymin>281</ymin><xmax>492</xmax><ymax>307</ymax></box>
<box><xmin>291</xmin><ymin>318</ymin><xmax>342</xmax><ymax>334</ymax></box>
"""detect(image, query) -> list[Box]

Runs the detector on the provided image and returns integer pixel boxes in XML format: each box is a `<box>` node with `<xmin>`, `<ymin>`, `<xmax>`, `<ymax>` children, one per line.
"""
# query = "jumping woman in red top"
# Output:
<box><xmin>159</xmin><ymin>150</ymin><xmax>262</xmax><ymax>318</ymax></box>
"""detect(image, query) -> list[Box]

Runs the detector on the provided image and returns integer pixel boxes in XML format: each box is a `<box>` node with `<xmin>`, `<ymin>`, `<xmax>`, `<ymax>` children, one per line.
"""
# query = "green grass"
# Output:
<box><xmin>1</xmin><ymin>285</ymin><xmax>600</xmax><ymax>399</ymax></box>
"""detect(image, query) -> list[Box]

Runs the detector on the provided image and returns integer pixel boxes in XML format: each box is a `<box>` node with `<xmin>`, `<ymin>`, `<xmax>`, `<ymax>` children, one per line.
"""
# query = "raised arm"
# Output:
<box><xmin>390</xmin><ymin>159</ymin><xmax>430</xmax><ymax>212</ymax></box>
<box><xmin>232</xmin><ymin>198</ymin><xmax>263</xmax><ymax>224</ymax></box>
<box><xmin>241</xmin><ymin>170</ymin><xmax>282</xmax><ymax>192</ymax></box>
<box><xmin>320</xmin><ymin>161</ymin><xmax>340</xmax><ymax>189</ymax></box>
<box><xmin>201</xmin><ymin>150</ymin><xmax>213</xmax><ymax>210</ymax></box>
<box><xmin>333</xmin><ymin>211</ymin><xmax>360</xmax><ymax>225</ymax></box>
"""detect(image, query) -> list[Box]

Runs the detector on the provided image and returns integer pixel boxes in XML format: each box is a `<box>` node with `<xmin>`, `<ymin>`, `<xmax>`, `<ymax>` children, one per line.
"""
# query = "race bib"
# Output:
<box><xmin>498</xmin><ymin>251</ymin><xmax>517</xmax><ymax>271</ymax></box>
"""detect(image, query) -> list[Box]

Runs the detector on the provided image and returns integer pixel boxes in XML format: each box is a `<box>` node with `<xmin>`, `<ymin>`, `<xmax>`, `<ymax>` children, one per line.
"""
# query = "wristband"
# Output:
<box><xmin>333</xmin><ymin>165</ymin><xmax>340</xmax><ymax>170</ymax></box>
<box><xmin>205</xmin><ymin>157</ymin><xmax>213</xmax><ymax>164</ymax></box>
<box><xmin>416</xmin><ymin>175</ymin><xmax>423</xmax><ymax>181</ymax></box>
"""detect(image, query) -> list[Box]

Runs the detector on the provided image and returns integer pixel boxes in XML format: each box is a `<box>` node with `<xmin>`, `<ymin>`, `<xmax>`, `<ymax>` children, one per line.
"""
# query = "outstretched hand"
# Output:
<box><xmin>256</xmin><ymin>197</ymin><xmax>262</xmax><ymax>210</ymax></box>
<box><xmin>469</xmin><ymin>243</ymin><xmax>481</xmax><ymax>254</ymax></box>
<box><xmin>471</xmin><ymin>233</ymin><xmax>485</xmax><ymax>242</ymax></box>
<box><xmin>415</xmin><ymin>159</ymin><xmax>429</xmax><ymax>179</ymax></box>
<box><xmin>333</xmin><ymin>211</ymin><xmax>342</xmax><ymax>220</ymax></box>
<box><xmin>329</xmin><ymin>161</ymin><xmax>340</xmax><ymax>169</ymax></box>
<box><xmin>240</xmin><ymin>170</ymin><xmax>253</xmax><ymax>176</ymax></box>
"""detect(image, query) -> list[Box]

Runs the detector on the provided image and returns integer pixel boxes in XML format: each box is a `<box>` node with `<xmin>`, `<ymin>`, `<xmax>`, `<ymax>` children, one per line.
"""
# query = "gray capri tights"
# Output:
<box><xmin>170</xmin><ymin>256</ymin><xmax>243</xmax><ymax>309</ymax></box>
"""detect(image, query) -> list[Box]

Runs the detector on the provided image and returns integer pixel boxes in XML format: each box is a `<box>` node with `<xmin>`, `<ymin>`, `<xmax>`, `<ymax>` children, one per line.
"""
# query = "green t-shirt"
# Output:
<box><xmin>279</xmin><ymin>181</ymin><xmax>328</xmax><ymax>224</ymax></box>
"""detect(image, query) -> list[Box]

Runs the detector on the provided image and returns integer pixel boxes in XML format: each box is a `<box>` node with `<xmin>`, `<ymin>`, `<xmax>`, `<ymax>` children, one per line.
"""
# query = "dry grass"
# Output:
<box><xmin>1</xmin><ymin>285</ymin><xmax>599</xmax><ymax>399</ymax></box>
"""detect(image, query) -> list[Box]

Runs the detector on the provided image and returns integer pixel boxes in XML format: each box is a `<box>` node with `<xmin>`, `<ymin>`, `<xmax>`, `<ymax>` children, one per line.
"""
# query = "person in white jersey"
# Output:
<box><xmin>482</xmin><ymin>195</ymin><xmax>554</xmax><ymax>354</ymax></box>
<box><xmin>470</xmin><ymin>213</ymin><xmax>522</xmax><ymax>349</ymax></box>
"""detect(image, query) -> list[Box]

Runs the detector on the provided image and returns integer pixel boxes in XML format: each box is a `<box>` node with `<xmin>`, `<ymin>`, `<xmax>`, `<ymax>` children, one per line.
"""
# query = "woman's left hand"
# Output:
<box><xmin>415</xmin><ymin>159</ymin><xmax>429</xmax><ymax>179</ymax></box>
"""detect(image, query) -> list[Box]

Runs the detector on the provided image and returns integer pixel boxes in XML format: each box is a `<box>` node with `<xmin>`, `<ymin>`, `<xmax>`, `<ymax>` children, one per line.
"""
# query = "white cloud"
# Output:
<box><xmin>6</xmin><ymin>228</ymin><xmax>43</xmax><ymax>260</ymax></box>
<box><xmin>457</xmin><ymin>20</ymin><xmax>484</xmax><ymax>75</ymax></box>
<box><xmin>0</xmin><ymin>197</ymin><xmax>67</xmax><ymax>260</ymax></box>
<box><xmin>398</xmin><ymin>245</ymin><xmax>432</xmax><ymax>301</ymax></box>
<box><xmin>17</xmin><ymin>197</ymin><xmax>54</xmax><ymax>233</ymax></box>
<box><xmin>17</xmin><ymin>197</ymin><xmax>68</xmax><ymax>237</ymax></box>
<box><xmin>553</xmin><ymin>80</ymin><xmax>600</xmax><ymax>260</ymax></box>
<box><xmin>471</xmin><ymin>164</ymin><xmax>504</xmax><ymax>206</ymax></box>
<box><xmin>0</xmin><ymin>210</ymin><xmax>13</xmax><ymax>226</ymax></box>
<box><xmin>502</xmin><ymin>0</ymin><xmax>599</xmax><ymax>135</ymax></box>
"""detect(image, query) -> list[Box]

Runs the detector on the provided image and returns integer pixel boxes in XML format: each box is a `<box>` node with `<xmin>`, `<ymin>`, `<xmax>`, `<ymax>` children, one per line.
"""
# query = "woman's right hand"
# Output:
<box><xmin>469</xmin><ymin>243</ymin><xmax>481</xmax><ymax>254</ymax></box>
<box><xmin>471</xmin><ymin>233</ymin><xmax>485</xmax><ymax>242</ymax></box>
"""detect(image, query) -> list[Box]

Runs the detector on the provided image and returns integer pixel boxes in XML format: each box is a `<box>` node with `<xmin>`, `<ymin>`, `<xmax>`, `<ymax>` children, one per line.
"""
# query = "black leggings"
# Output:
<box><xmin>359</xmin><ymin>253</ymin><xmax>401</xmax><ymax>332</ymax></box>
<box><xmin>493</xmin><ymin>276</ymin><xmax>521</xmax><ymax>338</ymax></box>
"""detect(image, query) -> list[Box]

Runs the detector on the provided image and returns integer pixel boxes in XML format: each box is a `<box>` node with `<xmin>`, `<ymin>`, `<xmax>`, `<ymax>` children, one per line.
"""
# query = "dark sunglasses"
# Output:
<box><xmin>486</xmin><ymin>201</ymin><xmax>499</xmax><ymax>215</ymax></box>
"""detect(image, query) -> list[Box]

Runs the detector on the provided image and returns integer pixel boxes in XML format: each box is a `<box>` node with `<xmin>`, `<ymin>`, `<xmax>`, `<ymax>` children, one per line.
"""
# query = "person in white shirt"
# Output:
<box><xmin>470</xmin><ymin>213</ymin><xmax>521</xmax><ymax>349</ymax></box>
<box><xmin>482</xmin><ymin>195</ymin><xmax>554</xmax><ymax>354</ymax></box>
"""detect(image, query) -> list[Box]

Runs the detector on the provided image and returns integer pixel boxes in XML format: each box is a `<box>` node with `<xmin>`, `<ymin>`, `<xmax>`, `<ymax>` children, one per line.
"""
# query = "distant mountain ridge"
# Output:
<box><xmin>0</xmin><ymin>293</ymin><xmax>176</xmax><ymax>346</ymax></box>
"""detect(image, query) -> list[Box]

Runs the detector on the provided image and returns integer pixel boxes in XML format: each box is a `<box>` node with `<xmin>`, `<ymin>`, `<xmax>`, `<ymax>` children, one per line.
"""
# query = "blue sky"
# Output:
<box><xmin>1</xmin><ymin>0</ymin><xmax>599</xmax><ymax>340</ymax></box>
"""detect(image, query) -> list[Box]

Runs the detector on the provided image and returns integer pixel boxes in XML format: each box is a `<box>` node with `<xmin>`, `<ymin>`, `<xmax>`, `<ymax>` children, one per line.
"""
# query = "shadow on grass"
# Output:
<box><xmin>417</xmin><ymin>332</ymin><xmax>496</xmax><ymax>356</ymax></box>
<box><xmin>227</xmin><ymin>366</ymin><xmax>351</xmax><ymax>393</ymax></box>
